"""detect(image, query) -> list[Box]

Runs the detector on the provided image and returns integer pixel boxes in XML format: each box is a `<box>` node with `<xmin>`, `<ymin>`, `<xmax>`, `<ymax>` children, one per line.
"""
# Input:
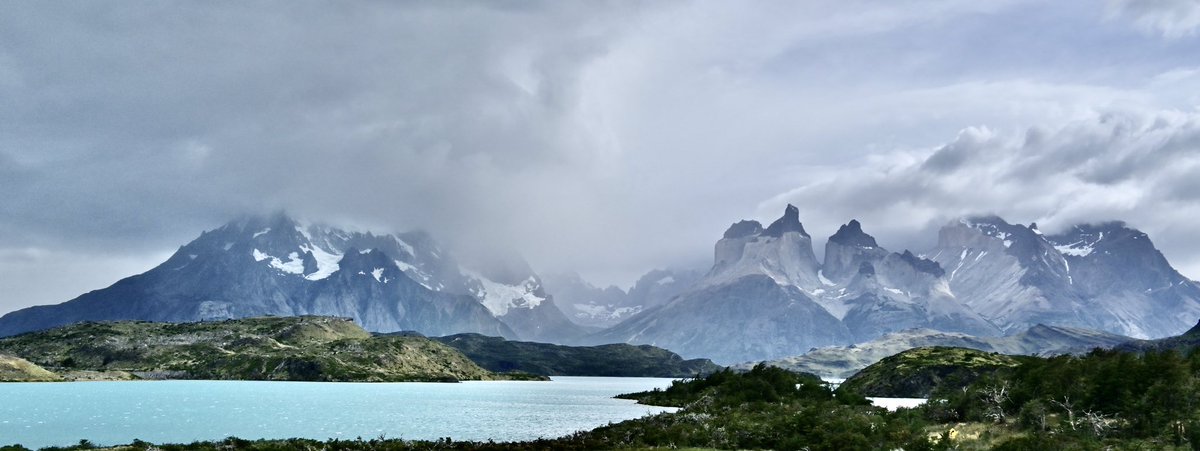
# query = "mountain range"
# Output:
<box><xmin>0</xmin><ymin>213</ymin><xmax>580</xmax><ymax>342</ymax></box>
<box><xmin>1</xmin><ymin>207</ymin><xmax>1198</xmax><ymax>366</ymax></box>
<box><xmin>594</xmin><ymin>206</ymin><xmax>1200</xmax><ymax>363</ymax></box>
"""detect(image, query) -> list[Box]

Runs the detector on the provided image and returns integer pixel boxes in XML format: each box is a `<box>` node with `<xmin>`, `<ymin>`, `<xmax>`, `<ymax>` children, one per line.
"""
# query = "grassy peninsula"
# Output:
<box><xmin>0</xmin><ymin>316</ymin><xmax>513</xmax><ymax>382</ymax></box>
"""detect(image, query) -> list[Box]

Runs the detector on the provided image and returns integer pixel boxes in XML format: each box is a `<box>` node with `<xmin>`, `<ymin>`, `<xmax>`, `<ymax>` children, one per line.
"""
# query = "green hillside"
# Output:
<box><xmin>0</xmin><ymin>316</ymin><xmax>501</xmax><ymax>382</ymax></box>
<box><xmin>0</xmin><ymin>353</ymin><xmax>60</xmax><ymax>382</ymax></box>
<box><xmin>838</xmin><ymin>346</ymin><xmax>1023</xmax><ymax>398</ymax></box>
<box><xmin>432</xmin><ymin>333</ymin><xmax>722</xmax><ymax>377</ymax></box>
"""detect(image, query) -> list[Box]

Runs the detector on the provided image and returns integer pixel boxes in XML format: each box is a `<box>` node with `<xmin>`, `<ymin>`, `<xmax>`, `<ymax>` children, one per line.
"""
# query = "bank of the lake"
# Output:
<box><xmin>0</xmin><ymin>377</ymin><xmax>676</xmax><ymax>449</ymax></box>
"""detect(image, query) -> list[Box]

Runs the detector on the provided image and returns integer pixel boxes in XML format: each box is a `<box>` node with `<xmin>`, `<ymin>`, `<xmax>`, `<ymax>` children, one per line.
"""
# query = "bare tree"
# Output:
<box><xmin>1051</xmin><ymin>396</ymin><xmax>1077</xmax><ymax>431</ymax></box>
<box><xmin>980</xmin><ymin>381</ymin><xmax>1011</xmax><ymax>424</ymax></box>
<box><xmin>1080</xmin><ymin>410</ymin><xmax>1114</xmax><ymax>438</ymax></box>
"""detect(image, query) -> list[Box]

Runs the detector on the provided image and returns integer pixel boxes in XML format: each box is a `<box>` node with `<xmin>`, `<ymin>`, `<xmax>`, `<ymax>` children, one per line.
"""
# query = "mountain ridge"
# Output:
<box><xmin>0</xmin><ymin>214</ymin><xmax>580</xmax><ymax>342</ymax></box>
<box><xmin>430</xmin><ymin>333</ymin><xmax>722</xmax><ymax>377</ymax></box>
<box><xmin>2</xmin><ymin>208</ymin><xmax>1197</xmax><ymax>368</ymax></box>
<box><xmin>595</xmin><ymin>205</ymin><xmax>1200</xmax><ymax>363</ymax></box>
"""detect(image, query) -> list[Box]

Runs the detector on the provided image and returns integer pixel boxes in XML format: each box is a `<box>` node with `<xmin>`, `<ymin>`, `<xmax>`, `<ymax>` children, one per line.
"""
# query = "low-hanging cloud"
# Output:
<box><xmin>1109</xmin><ymin>0</ymin><xmax>1200</xmax><ymax>38</ymax></box>
<box><xmin>2</xmin><ymin>1</ymin><xmax>1200</xmax><ymax>314</ymax></box>
<box><xmin>765</xmin><ymin>109</ymin><xmax>1200</xmax><ymax>277</ymax></box>
<box><xmin>0</xmin><ymin>2</ymin><xmax>636</xmax><ymax>249</ymax></box>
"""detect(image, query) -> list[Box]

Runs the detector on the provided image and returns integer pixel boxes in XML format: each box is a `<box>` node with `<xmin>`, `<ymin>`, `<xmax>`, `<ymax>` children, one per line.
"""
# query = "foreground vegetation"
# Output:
<box><xmin>9</xmin><ymin>342</ymin><xmax>1200</xmax><ymax>449</ymax></box>
<box><xmin>920</xmin><ymin>347</ymin><xmax>1200</xmax><ymax>449</ymax></box>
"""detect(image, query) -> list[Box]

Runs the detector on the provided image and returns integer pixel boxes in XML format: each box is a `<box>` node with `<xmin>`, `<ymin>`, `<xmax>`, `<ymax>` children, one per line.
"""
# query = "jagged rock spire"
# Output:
<box><xmin>763</xmin><ymin>204</ymin><xmax>808</xmax><ymax>237</ymax></box>
<box><xmin>723</xmin><ymin>220</ymin><xmax>764</xmax><ymax>239</ymax></box>
<box><xmin>829</xmin><ymin>219</ymin><xmax>878</xmax><ymax>248</ymax></box>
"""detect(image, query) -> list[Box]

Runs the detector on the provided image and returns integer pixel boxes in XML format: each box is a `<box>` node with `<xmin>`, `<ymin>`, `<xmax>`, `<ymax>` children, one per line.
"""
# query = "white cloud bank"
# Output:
<box><xmin>1110</xmin><ymin>0</ymin><xmax>1200</xmax><ymax>38</ymax></box>
<box><xmin>2</xmin><ymin>1</ymin><xmax>1200</xmax><ymax>312</ymax></box>
<box><xmin>765</xmin><ymin>108</ymin><xmax>1200</xmax><ymax>278</ymax></box>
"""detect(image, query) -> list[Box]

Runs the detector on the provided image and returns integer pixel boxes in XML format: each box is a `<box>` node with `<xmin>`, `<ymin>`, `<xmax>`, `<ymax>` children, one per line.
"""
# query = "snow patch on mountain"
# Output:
<box><xmin>394</xmin><ymin>260</ymin><xmax>435</xmax><ymax>290</ymax></box>
<box><xmin>252</xmin><ymin>249</ymin><xmax>305</xmax><ymax>275</ymax></box>
<box><xmin>299</xmin><ymin>244</ymin><xmax>340</xmax><ymax>281</ymax></box>
<box><xmin>1054</xmin><ymin>233</ymin><xmax>1102</xmax><ymax>257</ymax></box>
<box><xmin>818</xmin><ymin>270</ymin><xmax>836</xmax><ymax>287</ymax></box>
<box><xmin>465</xmin><ymin>271</ymin><xmax>545</xmax><ymax>316</ymax></box>
<box><xmin>393</xmin><ymin>237</ymin><xmax>415</xmax><ymax>257</ymax></box>
<box><xmin>573</xmin><ymin>303</ymin><xmax>643</xmax><ymax>322</ymax></box>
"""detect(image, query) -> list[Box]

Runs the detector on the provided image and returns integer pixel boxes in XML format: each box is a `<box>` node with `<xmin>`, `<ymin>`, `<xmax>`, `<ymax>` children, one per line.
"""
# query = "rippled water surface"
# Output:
<box><xmin>0</xmin><ymin>377</ymin><xmax>677</xmax><ymax>448</ymax></box>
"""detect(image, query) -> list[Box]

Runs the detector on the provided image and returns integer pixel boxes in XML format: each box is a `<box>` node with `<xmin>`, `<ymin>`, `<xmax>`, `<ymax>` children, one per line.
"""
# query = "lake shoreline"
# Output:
<box><xmin>0</xmin><ymin>377</ymin><xmax>676</xmax><ymax>449</ymax></box>
<box><xmin>1</xmin><ymin>370</ymin><xmax>550</xmax><ymax>383</ymax></box>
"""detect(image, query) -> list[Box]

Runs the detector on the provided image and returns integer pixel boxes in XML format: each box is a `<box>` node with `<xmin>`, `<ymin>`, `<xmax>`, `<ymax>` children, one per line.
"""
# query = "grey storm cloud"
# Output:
<box><xmin>0</xmin><ymin>1</ymin><xmax>634</xmax><ymax>248</ymax></box>
<box><xmin>1108</xmin><ymin>0</ymin><xmax>1200</xmax><ymax>38</ymax></box>
<box><xmin>765</xmin><ymin>110</ymin><xmax>1200</xmax><ymax>278</ymax></box>
<box><xmin>2</xmin><ymin>0</ymin><xmax>1200</xmax><ymax>313</ymax></box>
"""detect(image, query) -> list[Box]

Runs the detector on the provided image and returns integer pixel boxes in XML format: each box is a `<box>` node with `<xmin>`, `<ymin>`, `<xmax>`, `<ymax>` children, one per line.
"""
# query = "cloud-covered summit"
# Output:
<box><xmin>1</xmin><ymin>1</ymin><xmax>1199</xmax><ymax>314</ymax></box>
<box><xmin>763</xmin><ymin>109</ymin><xmax>1200</xmax><ymax>278</ymax></box>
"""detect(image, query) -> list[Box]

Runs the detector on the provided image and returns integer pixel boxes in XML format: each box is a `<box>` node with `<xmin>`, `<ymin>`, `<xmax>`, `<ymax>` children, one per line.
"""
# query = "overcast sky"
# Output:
<box><xmin>3</xmin><ymin>1</ymin><xmax>1200</xmax><ymax>315</ymax></box>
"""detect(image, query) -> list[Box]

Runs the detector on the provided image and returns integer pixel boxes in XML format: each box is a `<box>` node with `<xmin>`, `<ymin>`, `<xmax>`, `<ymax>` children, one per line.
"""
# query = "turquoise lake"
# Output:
<box><xmin>0</xmin><ymin>377</ymin><xmax>677</xmax><ymax>449</ymax></box>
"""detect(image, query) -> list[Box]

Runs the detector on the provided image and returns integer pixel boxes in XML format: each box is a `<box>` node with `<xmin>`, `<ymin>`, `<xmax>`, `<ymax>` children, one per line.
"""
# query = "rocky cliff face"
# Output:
<box><xmin>598</xmin><ymin>206</ymin><xmax>1000</xmax><ymax>363</ymax></box>
<box><xmin>929</xmin><ymin>217</ymin><xmax>1200</xmax><ymax>338</ymax></box>
<box><xmin>594</xmin><ymin>206</ymin><xmax>1200</xmax><ymax>364</ymax></box>
<box><xmin>1048</xmin><ymin>222</ymin><xmax>1200</xmax><ymax>338</ymax></box>
<box><xmin>597</xmin><ymin>274</ymin><xmax>852</xmax><ymax>364</ymax></box>
<box><xmin>707</xmin><ymin>205</ymin><xmax>823</xmax><ymax>289</ymax></box>
<box><xmin>828</xmin><ymin>223</ymin><xmax>997</xmax><ymax>342</ymax></box>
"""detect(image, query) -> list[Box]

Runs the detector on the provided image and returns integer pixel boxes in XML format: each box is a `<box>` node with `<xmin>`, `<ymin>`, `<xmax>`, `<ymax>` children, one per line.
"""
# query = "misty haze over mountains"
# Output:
<box><xmin>2</xmin><ymin>205</ymin><xmax>1198</xmax><ymax>365</ymax></box>
<box><xmin>7</xmin><ymin>2</ymin><xmax>1200</xmax><ymax>322</ymax></box>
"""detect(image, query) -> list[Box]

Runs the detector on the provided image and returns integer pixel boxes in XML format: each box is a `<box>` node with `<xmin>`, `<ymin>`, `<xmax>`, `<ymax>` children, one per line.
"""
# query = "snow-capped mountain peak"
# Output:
<box><xmin>0</xmin><ymin>212</ymin><xmax>581</xmax><ymax>342</ymax></box>
<box><xmin>1047</xmin><ymin>221</ymin><xmax>1129</xmax><ymax>258</ymax></box>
